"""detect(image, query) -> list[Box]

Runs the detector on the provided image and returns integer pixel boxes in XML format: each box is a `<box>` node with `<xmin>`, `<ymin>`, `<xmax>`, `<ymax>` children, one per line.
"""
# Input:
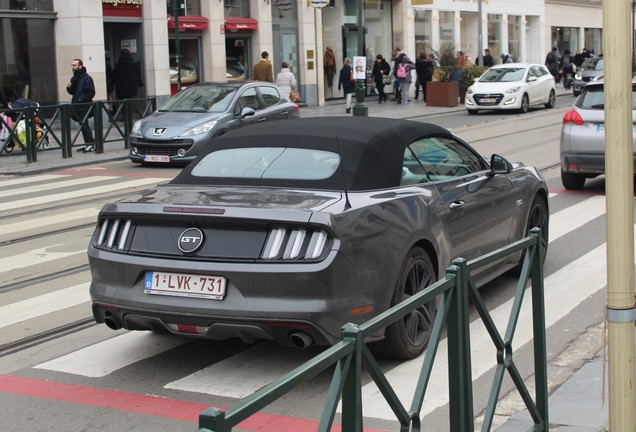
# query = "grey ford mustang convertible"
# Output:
<box><xmin>88</xmin><ymin>117</ymin><xmax>549</xmax><ymax>359</ymax></box>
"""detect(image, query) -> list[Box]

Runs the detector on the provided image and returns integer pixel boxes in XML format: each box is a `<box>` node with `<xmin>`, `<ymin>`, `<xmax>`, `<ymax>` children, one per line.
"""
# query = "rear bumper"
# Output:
<box><xmin>560</xmin><ymin>153</ymin><xmax>636</xmax><ymax>174</ymax></box>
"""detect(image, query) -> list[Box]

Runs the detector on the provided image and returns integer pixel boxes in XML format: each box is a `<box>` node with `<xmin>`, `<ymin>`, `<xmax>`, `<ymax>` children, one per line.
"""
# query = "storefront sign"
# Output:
<box><xmin>168</xmin><ymin>15</ymin><xmax>209</xmax><ymax>31</ymax></box>
<box><xmin>102</xmin><ymin>0</ymin><xmax>142</xmax><ymax>17</ymax></box>
<box><xmin>411</xmin><ymin>0</ymin><xmax>433</xmax><ymax>5</ymax></box>
<box><xmin>309</xmin><ymin>0</ymin><xmax>329</xmax><ymax>8</ymax></box>
<box><xmin>225</xmin><ymin>17</ymin><xmax>258</xmax><ymax>32</ymax></box>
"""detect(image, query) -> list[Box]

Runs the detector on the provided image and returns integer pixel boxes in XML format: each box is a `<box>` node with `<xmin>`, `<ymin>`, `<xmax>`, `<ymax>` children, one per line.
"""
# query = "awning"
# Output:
<box><xmin>168</xmin><ymin>15</ymin><xmax>209</xmax><ymax>31</ymax></box>
<box><xmin>225</xmin><ymin>17</ymin><xmax>258</xmax><ymax>32</ymax></box>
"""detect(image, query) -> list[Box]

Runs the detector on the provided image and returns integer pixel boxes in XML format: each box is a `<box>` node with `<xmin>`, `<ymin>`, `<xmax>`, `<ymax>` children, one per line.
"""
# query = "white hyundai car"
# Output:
<box><xmin>465</xmin><ymin>63</ymin><xmax>556</xmax><ymax>115</ymax></box>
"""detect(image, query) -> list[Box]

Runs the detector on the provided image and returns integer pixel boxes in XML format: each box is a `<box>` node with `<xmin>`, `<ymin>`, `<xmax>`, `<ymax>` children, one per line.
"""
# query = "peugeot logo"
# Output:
<box><xmin>178</xmin><ymin>228</ymin><xmax>204</xmax><ymax>253</ymax></box>
<box><xmin>153</xmin><ymin>128</ymin><xmax>167</xmax><ymax>136</ymax></box>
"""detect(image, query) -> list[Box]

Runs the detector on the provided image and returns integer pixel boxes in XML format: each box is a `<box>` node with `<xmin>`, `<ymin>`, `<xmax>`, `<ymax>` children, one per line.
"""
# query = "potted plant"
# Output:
<box><xmin>459</xmin><ymin>64</ymin><xmax>487</xmax><ymax>103</ymax></box>
<box><xmin>427</xmin><ymin>43</ymin><xmax>461</xmax><ymax>107</ymax></box>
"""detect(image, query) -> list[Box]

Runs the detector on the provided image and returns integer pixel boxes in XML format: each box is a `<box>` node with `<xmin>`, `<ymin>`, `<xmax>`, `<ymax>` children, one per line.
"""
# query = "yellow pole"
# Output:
<box><xmin>602</xmin><ymin>0</ymin><xmax>636</xmax><ymax>431</ymax></box>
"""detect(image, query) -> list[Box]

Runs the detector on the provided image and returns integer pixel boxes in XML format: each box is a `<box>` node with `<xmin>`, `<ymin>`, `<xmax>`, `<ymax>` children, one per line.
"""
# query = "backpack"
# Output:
<box><xmin>397</xmin><ymin>63</ymin><xmax>407</xmax><ymax>79</ymax></box>
<box><xmin>562</xmin><ymin>55</ymin><xmax>571</xmax><ymax>69</ymax></box>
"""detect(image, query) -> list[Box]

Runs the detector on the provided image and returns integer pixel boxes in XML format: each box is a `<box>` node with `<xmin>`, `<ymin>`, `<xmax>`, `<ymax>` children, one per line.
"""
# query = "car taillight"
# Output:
<box><xmin>94</xmin><ymin>218</ymin><xmax>134</xmax><ymax>251</ymax></box>
<box><xmin>563</xmin><ymin>109</ymin><xmax>584</xmax><ymax>125</ymax></box>
<box><xmin>261</xmin><ymin>227</ymin><xmax>332</xmax><ymax>261</ymax></box>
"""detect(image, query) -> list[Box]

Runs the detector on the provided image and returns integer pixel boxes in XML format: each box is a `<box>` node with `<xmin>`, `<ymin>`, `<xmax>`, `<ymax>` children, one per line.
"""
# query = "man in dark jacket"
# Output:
<box><xmin>111</xmin><ymin>49</ymin><xmax>143</xmax><ymax>100</ymax></box>
<box><xmin>66</xmin><ymin>58</ymin><xmax>95</xmax><ymax>152</ymax></box>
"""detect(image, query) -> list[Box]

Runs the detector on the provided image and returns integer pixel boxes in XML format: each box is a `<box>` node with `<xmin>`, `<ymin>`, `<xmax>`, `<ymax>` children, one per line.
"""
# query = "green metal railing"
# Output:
<box><xmin>0</xmin><ymin>97</ymin><xmax>156</xmax><ymax>162</ymax></box>
<box><xmin>197</xmin><ymin>228</ymin><xmax>548</xmax><ymax>432</ymax></box>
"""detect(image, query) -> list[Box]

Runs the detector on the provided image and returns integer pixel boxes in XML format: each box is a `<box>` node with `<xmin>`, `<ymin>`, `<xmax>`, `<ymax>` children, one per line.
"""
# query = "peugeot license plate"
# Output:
<box><xmin>143</xmin><ymin>155</ymin><xmax>170</xmax><ymax>163</ymax></box>
<box><xmin>144</xmin><ymin>271</ymin><xmax>226</xmax><ymax>300</ymax></box>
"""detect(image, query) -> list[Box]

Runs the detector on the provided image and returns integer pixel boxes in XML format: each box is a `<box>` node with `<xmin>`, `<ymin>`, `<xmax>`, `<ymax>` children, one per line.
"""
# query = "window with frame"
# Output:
<box><xmin>235</xmin><ymin>88</ymin><xmax>261</xmax><ymax>114</ymax></box>
<box><xmin>259</xmin><ymin>85</ymin><xmax>281</xmax><ymax>107</ymax></box>
<box><xmin>401</xmin><ymin>137</ymin><xmax>485</xmax><ymax>185</ymax></box>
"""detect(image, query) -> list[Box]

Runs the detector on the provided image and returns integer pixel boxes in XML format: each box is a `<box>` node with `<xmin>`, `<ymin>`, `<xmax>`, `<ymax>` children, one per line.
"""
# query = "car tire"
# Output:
<box><xmin>545</xmin><ymin>90</ymin><xmax>556</xmax><ymax>109</ymax></box>
<box><xmin>561</xmin><ymin>171</ymin><xmax>586</xmax><ymax>190</ymax></box>
<box><xmin>370</xmin><ymin>246</ymin><xmax>437</xmax><ymax>360</ymax></box>
<box><xmin>467</xmin><ymin>109</ymin><xmax>478</xmax><ymax>115</ymax></box>
<box><xmin>519</xmin><ymin>94</ymin><xmax>529</xmax><ymax>113</ymax></box>
<box><xmin>516</xmin><ymin>195</ymin><xmax>549</xmax><ymax>271</ymax></box>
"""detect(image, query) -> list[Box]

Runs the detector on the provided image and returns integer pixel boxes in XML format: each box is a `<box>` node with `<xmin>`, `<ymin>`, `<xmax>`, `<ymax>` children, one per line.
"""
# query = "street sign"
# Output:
<box><xmin>309</xmin><ymin>0</ymin><xmax>329</xmax><ymax>8</ymax></box>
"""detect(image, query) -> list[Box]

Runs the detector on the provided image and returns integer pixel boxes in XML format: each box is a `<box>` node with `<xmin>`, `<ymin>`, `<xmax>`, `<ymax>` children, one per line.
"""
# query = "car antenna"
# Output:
<box><xmin>335</xmin><ymin>136</ymin><xmax>351</xmax><ymax>210</ymax></box>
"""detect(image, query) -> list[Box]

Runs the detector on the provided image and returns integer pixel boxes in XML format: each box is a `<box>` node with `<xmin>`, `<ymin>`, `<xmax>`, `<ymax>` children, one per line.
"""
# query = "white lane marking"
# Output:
<box><xmin>0</xmin><ymin>178</ymin><xmax>162</xmax><ymax>212</ymax></box>
<box><xmin>358</xmin><ymin>237</ymin><xmax>612</xmax><ymax>420</ymax></box>
<box><xmin>0</xmin><ymin>245</ymin><xmax>86</xmax><ymax>273</ymax></box>
<box><xmin>0</xmin><ymin>283</ymin><xmax>90</xmax><ymax>329</ymax></box>
<box><xmin>0</xmin><ymin>176</ymin><xmax>114</xmax><ymax>199</ymax></box>
<box><xmin>34</xmin><ymin>332</ymin><xmax>188</xmax><ymax>377</ymax></box>
<box><xmin>0</xmin><ymin>174</ymin><xmax>70</xmax><ymax>188</ymax></box>
<box><xmin>549</xmin><ymin>195</ymin><xmax>606</xmax><ymax>242</ymax></box>
<box><xmin>0</xmin><ymin>208</ymin><xmax>99</xmax><ymax>236</ymax></box>
<box><xmin>165</xmin><ymin>342</ymin><xmax>317</xmax><ymax>398</ymax></box>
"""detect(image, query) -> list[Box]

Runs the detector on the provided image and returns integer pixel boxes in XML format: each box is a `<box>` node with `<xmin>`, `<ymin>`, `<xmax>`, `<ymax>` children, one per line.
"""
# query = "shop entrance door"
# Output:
<box><xmin>226</xmin><ymin>36</ymin><xmax>250</xmax><ymax>81</ymax></box>
<box><xmin>104</xmin><ymin>22</ymin><xmax>144</xmax><ymax>97</ymax></box>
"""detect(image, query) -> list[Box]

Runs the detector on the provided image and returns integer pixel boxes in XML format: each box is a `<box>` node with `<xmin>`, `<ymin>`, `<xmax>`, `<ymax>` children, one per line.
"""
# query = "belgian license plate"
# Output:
<box><xmin>144</xmin><ymin>271</ymin><xmax>226</xmax><ymax>300</ymax></box>
<box><xmin>143</xmin><ymin>155</ymin><xmax>170</xmax><ymax>163</ymax></box>
<box><xmin>595</xmin><ymin>124</ymin><xmax>605</xmax><ymax>132</ymax></box>
<box><xmin>480</xmin><ymin>98</ymin><xmax>496</xmax><ymax>103</ymax></box>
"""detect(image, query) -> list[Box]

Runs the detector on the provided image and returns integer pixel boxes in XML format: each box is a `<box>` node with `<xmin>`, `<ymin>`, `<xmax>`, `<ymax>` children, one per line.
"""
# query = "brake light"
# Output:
<box><xmin>563</xmin><ymin>109</ymin><xmax>584</xmax><ymax>125</ymax></box>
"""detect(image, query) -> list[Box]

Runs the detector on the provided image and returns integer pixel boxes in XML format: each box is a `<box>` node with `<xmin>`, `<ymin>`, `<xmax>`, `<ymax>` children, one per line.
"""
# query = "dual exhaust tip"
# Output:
<box><xmin>103</xmin><ymin>315</ymin><xmax>314</xmax><ymax>349</ymax></box>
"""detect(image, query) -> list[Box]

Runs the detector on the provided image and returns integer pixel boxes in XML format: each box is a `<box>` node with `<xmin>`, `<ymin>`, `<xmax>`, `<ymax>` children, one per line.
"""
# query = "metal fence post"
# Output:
<box><xmin>25</xmin><ymin>106</ymin><xmax>37</xmax><ymax>162</ymax></box>
<box><xmin>447</xmin><ymin>259</ymin><xmax>474</xmax><ymax>432</ymax></box>
<box><xmin>61</xmin><ymin>105</ymin><xmax>72</xmax><ymax>158</ymax></box>
<box><xmin>530</xmin><ymin>227</ymin><xmax>549</xmax><ymax>430</ymax></box>
<box><xmin>340</xmin><ymin>323</ymin><xmax>363</xmax><ymax>432</ymax></box>
<box><xmin>93</xmin><ymin>101</ymin><xmax>103</xmax><ymax>153</ymax></box>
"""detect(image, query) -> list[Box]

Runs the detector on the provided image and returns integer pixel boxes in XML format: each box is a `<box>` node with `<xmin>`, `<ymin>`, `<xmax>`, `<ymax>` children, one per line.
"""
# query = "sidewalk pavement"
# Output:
<box><xmin>0</xmin><ymin>84</ymin><xmax>611</xmax><ymax>432</ymax></box>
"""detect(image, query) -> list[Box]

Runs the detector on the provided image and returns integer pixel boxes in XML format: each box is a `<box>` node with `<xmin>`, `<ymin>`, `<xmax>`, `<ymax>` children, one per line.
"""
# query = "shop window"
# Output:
<box><xmin>224</xmin><ymin>0</ymin><xmax>249</xmax><ymax>18</ymax></box>
<box><xmin>487</xmin><ymin>14</ymin><xmax>502</xmax><ymax>62</ymax></box>
<box><xmin>508</xmin><ymin>15</ymin><xmax>520</xmax><ymax>62</ymax></box>
<box><xmin>439</xmin><ymin>11</ymin><xmax>455</xmax><ymax>47</ymax></box>
<box><xmin>584</xmin><ymin>28</ymin><xmax>602</xmax><ymax>57</ymax></box>
<box><xmin>166</xmin><ymin>0</ymin><xmax>201</xmax><ymax>16</ymax></box>
<box><xmin>414</xmin><ymin>9</ymin><xmax>432</xmax><ymax>55</ymax></box>
<box><xmin>0</xmin><ymin>16</ymin><xmax>57</xmax><ymax>105</ymax></box>
<box><xmin>5</xmin><ymin>0</ymin><xmax>53</xmax><ymax>10</ymax></box>
<box><xmin>552</xmin><ymin>27</ymin><xmax>580</xmax><ymax>56</ymax></box>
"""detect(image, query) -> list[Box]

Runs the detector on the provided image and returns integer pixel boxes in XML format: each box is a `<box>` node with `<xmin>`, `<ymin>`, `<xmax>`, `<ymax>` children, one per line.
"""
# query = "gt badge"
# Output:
<box><xmin>178</xmin><ymin>228</ymin><xmax>204</xmax><ymax>253</ymax></box>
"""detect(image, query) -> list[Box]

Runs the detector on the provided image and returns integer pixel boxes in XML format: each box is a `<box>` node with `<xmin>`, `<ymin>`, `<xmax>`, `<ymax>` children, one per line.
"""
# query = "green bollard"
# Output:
<box><xmin>352</xmin><ymin>79</ymin><xmax>368</xmax><ymax>117</ymax></box>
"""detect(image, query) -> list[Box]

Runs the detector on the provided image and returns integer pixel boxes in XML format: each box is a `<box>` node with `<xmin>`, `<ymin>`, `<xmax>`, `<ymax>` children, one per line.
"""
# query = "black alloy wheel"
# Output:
<box><xmin>370</xmin><ymin>247</ymin><xmax>437</xmax><ymax>360</ymax></box>
<box><xmin>545</xmin><ymin>90</ymin><xmax>556</xmax><ymax>108</ymax></box>
<box><xmin>520</xmin><ymin>94</ymin><xmax>530</xmax><ymax>113</ymax></box>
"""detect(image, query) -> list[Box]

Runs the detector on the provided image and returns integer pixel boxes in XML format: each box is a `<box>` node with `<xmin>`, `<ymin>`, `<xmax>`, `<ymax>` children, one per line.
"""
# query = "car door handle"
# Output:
<box><xmin>258</xmin><ymin>117</ymin><xmax>267</xmax><ymax>122</ymax></box>
<box><xmin>449</xmin><ymin>200</ymin><xmax>465</xmax><ymax>210</ymax></box>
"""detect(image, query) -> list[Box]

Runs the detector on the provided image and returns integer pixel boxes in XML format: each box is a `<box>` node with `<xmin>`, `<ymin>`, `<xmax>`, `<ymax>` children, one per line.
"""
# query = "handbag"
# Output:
<box><xmin>350</xmin><ymin>70</ymin><xmax>356</xmax><ymax>83</ymax></box>
<box><xmin>290</xmin><ymin>90</ymin><xmax>302</xmax><ymax>103</ymax></box>
<box><xmin>382</xmin><ymin>74</ymin><xmax>391</xmax><ymax>85</ymax></box>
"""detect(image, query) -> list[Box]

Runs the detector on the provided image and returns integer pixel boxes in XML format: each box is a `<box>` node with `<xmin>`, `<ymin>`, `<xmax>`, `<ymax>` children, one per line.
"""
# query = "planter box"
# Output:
<box><xmin>426</xmin><ymin>81</ymin><xmax>459</xmax><ymax>107</ymax></box>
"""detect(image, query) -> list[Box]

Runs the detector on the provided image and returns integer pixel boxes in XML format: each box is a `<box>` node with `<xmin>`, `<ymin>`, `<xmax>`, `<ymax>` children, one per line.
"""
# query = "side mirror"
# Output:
<box><xmin>489</xmin><ymin>154</ymin><xmax>511</xmax><ymax>175</ymax></box>
<box><xmin>527</xmin><ymin>76</ymin><xmax>537</xmax><ymax>82</ymax></box>
<box><xmin>240</xmin><ymin>107</ymin><xmax>255</xmax><ymax>119</ymax></box>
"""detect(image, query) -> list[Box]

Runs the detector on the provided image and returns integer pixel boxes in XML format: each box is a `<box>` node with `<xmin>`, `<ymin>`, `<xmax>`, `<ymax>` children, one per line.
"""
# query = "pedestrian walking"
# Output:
<box><xmin>393</xmin><ymin>50</ymin><xmax>415</xmax><ymax>105</ymax></box>
<box><xmin>560</xmin><ymin>49</ymin><xmax>574</xmax><ymax>89</ymax></box>
<box><xmin>275</xmin><ymin>61</ymin><xmax>297</xmax><ymax>99</ymax></box>
<box><xmin>545</xmin><ymin>47</ymin><xmax>560</xmax><ymax>82</ymax></box>
<box><xmin>111</xmin><ymin>48</ymin><xmax>143</xmax><ymax>100</ymax></box>
<box><xmin>414</xmin><ymin>52</ymin><xmax>434</xmax><ymax>103</ymax></box>
<box><xmin>253</xmin><ymin>51</ymin><xmax>274</xmax><ymax>83</ymax></box>
<box><xmin>371</xmin><ymin>54</ymin><xmax>390</xmax><ymax>103</ymax></box>
<box><xmin>337</xmin><ymin>57</ymin><xmax>355</xmax><ymax>113</ymax></box>
<box><xmin>66</xmin><ymin>58</ymin><xmax>95</xmax><ymax>152</ymax></box>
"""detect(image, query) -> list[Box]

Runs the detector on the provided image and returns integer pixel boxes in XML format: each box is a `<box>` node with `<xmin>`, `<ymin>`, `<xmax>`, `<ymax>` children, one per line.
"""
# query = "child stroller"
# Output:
<box><xmin>3</xmin><ymin>98</ymin><xmax>49</xmax><ymax>153</ymax></box>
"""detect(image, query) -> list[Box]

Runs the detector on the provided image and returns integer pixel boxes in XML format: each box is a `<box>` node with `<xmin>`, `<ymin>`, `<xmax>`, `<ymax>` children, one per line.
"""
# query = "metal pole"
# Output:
<box><xmin>352</xmin><ymin>0</ymin><xmax>367</xmax><ymax>117</ymax></box>
<box><xmin>477</xmin><ymin>0</ymin><xmax>483</xmax><ymax>66</ymax></box>
<box><xmin>602</xmin><ymin>0</ymin><xmax>636</xmax><ymax>431</ymax></box>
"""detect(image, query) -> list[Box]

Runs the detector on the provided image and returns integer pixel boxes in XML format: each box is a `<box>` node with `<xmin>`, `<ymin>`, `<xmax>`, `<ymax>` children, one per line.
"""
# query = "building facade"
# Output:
<box><xmin>0</xmin><ymin>0</ymin><xmax>611</xmax><ymax>109</ymax></box>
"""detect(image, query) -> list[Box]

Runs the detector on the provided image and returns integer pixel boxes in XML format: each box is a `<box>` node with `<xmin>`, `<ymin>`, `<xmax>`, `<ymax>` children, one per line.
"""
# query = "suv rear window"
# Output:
<box><xmin>577</xmin><ymin>84</ymin><xmax>636</xmax><ymax>110</ymax></box>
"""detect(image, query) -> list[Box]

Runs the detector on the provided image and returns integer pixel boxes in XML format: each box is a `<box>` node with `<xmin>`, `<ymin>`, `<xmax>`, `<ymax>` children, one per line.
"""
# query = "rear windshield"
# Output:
<box><xmin>190</xmin><ymin>147</ymin><xmax>341</xmax><ymax>180</ymax></box>
<box><xmin>577</xmin><ymin>84</ymin><xmax>636</xmax><ymax>110</ymax></box>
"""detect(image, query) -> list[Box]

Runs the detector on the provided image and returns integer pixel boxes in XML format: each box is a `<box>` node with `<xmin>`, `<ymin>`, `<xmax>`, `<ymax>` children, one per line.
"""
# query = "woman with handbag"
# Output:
<box><xmin>371</xmin><ymin>54</ymin><xmax>391</xmax><ymax>104</ymax></box>
<box><xmin>275</xmin><ymin>62</ymin><xmax>299</xmax><ymax>102</ymax></box>
<box><xmin>337</xmin><ymin>57</ymin><xmax>355</xmax><ymax>113</ymax></box>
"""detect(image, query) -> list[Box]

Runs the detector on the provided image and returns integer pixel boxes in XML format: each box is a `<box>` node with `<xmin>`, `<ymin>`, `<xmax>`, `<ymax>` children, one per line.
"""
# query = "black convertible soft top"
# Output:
<box><xmin>173</xmin><ymin>117</ymin><xmax>454</xmax><ymax>190</ymax></box>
